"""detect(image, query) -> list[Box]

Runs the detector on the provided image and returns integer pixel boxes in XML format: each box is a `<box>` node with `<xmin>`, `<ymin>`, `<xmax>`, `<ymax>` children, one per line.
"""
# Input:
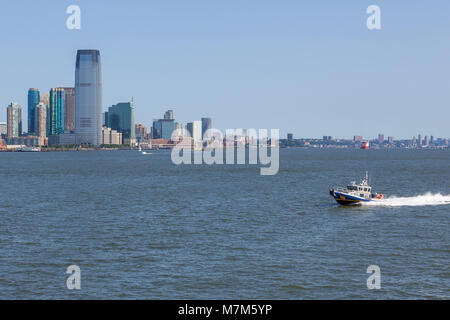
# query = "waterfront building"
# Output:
<box><xmin>388</xmin><ymin>136</ymin><xmax>394</xmax><ymax>144</ymax></box>
<box><xmin>28</xmin><ymin>88</ymin><xmax>40</xmax><ymax>135</ymax></box>
<box><xmin>35</xmin><ymin>103</ymin><xmax>47</xmax><ymax>138</ymax></box>
<box><xmin>354</xmin><ymin>136</ymin><xmax>363</xmax><ymax>142</ymax></box>
<box><xmin>288</xmin><ymin>133</ymin><xmax>294</xmax><ymax>142</ymax></box>
<box><xmin>61</xmin><ymin>87</ymin><xmax>75</xmax><ymax>132</ymax></box>
<box><xmin>75</xmin><ymin>49</ymin><xmax>102</xmax><ymax>146</ymax></box>
<box><xmin>7</xmin><ymin>102</ymin><xmax>22</xmax><ymax>138</ymax></box>
<box><xmin>105</xmin><ymin>100</ymin><xmax>135</xmax><ymax>143</ymax></box>
<box><xmin>201</xmin><ymin>117</ymin><xmax>213</xmax><ymax>139</ymax></box>
<box><xmin>418</xmin><ymin>134</ymin><xmax>423</xmax><ymax>146</ymax></box>
<box><xmin>153</xmin><ymin>119</ymin><xmax>175</xmax><ymax>139</ymax></box>
<box><xmin>49</xmin><ymin>88</ymin><xmax>65</xmax><ymax>135</ymax></box>
<box><xmin>101</xmin><ymin>127</ymin><xmax>122</xmax><ymax>145</ymax></box>
<box><xmin>135</xmin><ymin>124</ymin><xmax>147</xmax><ymax>142</ymax></box>
<box><xmin>48</xmin><ymin>133</ymin><xmax>76</xmax><ymax>146</ymax></box>
<box><xmin>424</xmin><ymin>136</ymin><xmax>430</xmax><ymax>146</ymax></box>
<box><xmin>378</xmin><ymin>134</ymin><xmax>384</xmax><ymax>144</ymax></box>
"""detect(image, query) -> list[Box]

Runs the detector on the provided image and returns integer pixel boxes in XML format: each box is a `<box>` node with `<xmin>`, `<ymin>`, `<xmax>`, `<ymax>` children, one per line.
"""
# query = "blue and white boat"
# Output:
<box><xmin>329</xmin><ymin>172</ymin><xmax>383</xmax><ymax>205</ymax></box>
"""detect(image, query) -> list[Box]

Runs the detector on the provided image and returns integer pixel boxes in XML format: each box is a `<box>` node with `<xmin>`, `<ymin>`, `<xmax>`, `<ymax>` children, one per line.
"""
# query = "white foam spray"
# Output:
<box><xmin>363</xmin><ymin>193</ymin><xmax>450</xmax><ymax>207</ymax></box>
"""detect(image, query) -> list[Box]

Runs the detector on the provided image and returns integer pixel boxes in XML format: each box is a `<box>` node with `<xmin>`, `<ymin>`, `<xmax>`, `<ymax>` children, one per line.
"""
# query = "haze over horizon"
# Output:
<box><xmin>1</xmin><ymin>0</ymin><xmax>449</xmax><ymax>140</ymax></box>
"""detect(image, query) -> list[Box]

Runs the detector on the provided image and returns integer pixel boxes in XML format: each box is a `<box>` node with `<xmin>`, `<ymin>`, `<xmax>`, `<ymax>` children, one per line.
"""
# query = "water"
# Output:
<box><xmin>0</xmin><ymin>149</ymin><xmax>448</xmax><ymax>299</ymax></box>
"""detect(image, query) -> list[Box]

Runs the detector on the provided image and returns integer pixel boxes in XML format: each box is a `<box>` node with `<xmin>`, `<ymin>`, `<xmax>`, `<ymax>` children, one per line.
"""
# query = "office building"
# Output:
<box><xmin>105</xmin><ymin>100</ymin><xmax>135</xmax><ymax>143</ymax></box>
<box><xmin>7</xmin><ymin>102</ymin><xmax>22</xmax><ymax>138</ymax></box>
<box><xmin>201</xmin><ymin>117</ymin><xmax>213</xmax><ymax>139</ymax></box>
<box><xmin>61</xmin><ymin>87</ymin><xmax>75</xmax><ymax>132</ymax></box>
<box><xmin>35</xmin><ymin>103</ymin><xmax>47</xmax><ymax>138</ymax></box>
<box><xmin>288</xmin><ymin>133</ymin><xmax>294</xmax><ymax>142</ymax></box>
<box><xmin>418</xmin><ymin>134</ymin><xmax>423</xmax><ymax>146</ymax></box>
<box><xmin>28</xmin><ymin>88</ymin><xmax>40</xmax><ymax>135</ymax></box>
<box><xmin>49</xmin><ymin>88</ymin><xmax>65</xmax><ymax>135</ymax></box>
<box><xmin>102</xmin><ymin>127</ymin><xmax>122</xmax><ymax>145</ymax></box>
<box><xmin>378</xmin><ymin>134</ymin><xmax>384</xmax><ymax>144</ymax></box>
<box><xmin>135</xmin><ymin>124</ymin><xmax>147</xmax><ymax>142</ymax></box>
<box><xmin>75</xmin><ymin>49</ymin><xmax>102</xmax><ymax>146</ymax></box>
<box><xmin>153</xmin><ymin>119</ymin><xmax>175</xmax><ymax>140</ymax></box>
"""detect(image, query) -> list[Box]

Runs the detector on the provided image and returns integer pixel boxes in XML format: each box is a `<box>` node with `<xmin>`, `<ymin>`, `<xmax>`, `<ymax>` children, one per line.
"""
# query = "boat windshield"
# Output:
<box><xmin>347</xmin><ymin>186</ymin><xmax>358</xmax><ymax>191</ymax></box>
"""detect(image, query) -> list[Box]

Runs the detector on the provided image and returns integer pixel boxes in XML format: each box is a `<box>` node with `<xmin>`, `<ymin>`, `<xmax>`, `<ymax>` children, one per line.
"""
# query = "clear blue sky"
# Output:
<box><xmin>0</xmin><ymin>0</ymin><xmax>449</xmax><ymax>139</ymax></box>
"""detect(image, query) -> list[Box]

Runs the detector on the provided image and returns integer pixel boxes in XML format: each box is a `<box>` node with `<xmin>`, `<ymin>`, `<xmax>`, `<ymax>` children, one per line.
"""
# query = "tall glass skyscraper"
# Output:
<box><xmin>28</xmin><ymin>88</ymin><xmax>40</xmax><ymax>135</ymax></box>
<box><xmin>49</xmin><ymin>88</ymin><xmax>65</xmax><ymax>135</ymax></box>
<box><xmin>75</xmin><ymin>50</ymin><xmax>102</xmax><ymax>146</ymax></box>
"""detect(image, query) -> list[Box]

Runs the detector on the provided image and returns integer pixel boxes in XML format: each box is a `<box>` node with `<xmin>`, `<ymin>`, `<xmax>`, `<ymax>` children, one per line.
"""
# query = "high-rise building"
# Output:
<box><xmin>35</xmin><ymin>103</ymin><xmax>47</xmax><ymax>138</ymax></box>
<box><xmin>28</xmin><ymin>88</ymin><xmax>40</xmax><ymax>135</ymax></box>
<box><xmin>49</xmin><ymin>88</ymin><xmax>65</xmax><ymax>135</ymax></box>
<box><xmin>378</xmin><ymin>134</ymin><xmax>384</xmax><ymax>144</ymax></box>
<box><xmin>105</xmin><ymin>100</ymin><xmax>135</xmax><ymax>142</ymax></box>
<box><xmin>418</xmin><ymin>134</ymin><xmax>423</xmax><ymax>146</ymax></box>
<box><xmin>61</xmin><ymin>87</ymin><xmax>75</xmax><ymax>132</ymax></box>
<box><xmin>164</xmin><ymin>110</ymin><xmax>174</xmax><ymax>120</ymax></box>
<box><xmin>153</xmin><ymin>119</ymin><xmax>175</xmax><ymax>139</ymax></box>
<box><xmin>424</xmin><ymin>136</ymin><xmax>430</xmax><ymax>146</ymax></box>
<box><xmin>75</xmin><ymin>49</ymin><xmax>102</xmax><ymax>146</ymax></box>
<box><xmin>186</xmin><ymin>121</ymin><xmax>202</xmax><ymax>142</ymax></box>
<box><xmin>7</xmin><ymin>102</ymin><xmax>22</xmax><ymax>138</ymax></box>
<box><xmin>201</xmin><ymin>117</ymin><xmax>213</xmax><ymax>140</ymax></box>
<box><xmin>430</xmin><ymin>136</ymin><xmax>435</xmax><ymax>145</ymax></box>
<box><xmin>135</xmin><ymin>124</ymin><xmax>147</xmax><ymax>142</ymax></box>
<box><xmin>388</xmin><ymin>136</ymin><xmax>394</xmax><ymax>144</ymax></box>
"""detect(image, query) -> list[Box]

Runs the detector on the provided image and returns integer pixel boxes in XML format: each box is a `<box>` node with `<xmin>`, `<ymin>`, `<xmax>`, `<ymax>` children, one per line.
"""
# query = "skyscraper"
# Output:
<box><xmin>28</xmin><ymin>88</ymin><xmax>40</xmax><ymax>135</ymax></box>
<box><xmin>105</xmin><ymin>100</ymin><xmax>135</xmax><ymax>143</ymax></box>
<box><xmin>378</xmin><ymin>134</ymin><xmax>384</xmax><ymax>144</ymax></box>
<box><xmin>201</xmin><ymin>117</ymin><xmax>213</xmax><ymax>140</ymax></box>
<box><xmin>61</xmin><ymin>87</ymin><xmax>75</xmax><ymax>132</ymax></box>
<box><xmin>164</xmin><ymin>110</ymin><xmax>174</xmax><ymax>120</ymax></box>
<box><xmin>152</xmin><ymin>119</ymin><xmax>175</xmax><ymax>139</ymax></box>
<box><xmin>75</xmin><ymin>49</ymin><xmax>102</xmax><ymax>146</ymax></box>
<box><xmin>35</xmin><ymin>103</ymin><xmax>47</xmax><ymax>138</ymax></box>
<box><xmin>7</xmin><ymin>102</ymin><xmax>22</xmax><ymax>138</ymax></box>
<box><xmin>49</xmin><ymin>88</ymin><xmax>65</xmax><ymax>135</ymax></box>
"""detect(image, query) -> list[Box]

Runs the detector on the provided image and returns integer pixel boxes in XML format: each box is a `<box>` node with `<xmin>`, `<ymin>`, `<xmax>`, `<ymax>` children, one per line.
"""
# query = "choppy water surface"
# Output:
<box><xmin>0</xmin><ymin>149</ymin><xmax>448</xmax><ymax>299</ymax></box>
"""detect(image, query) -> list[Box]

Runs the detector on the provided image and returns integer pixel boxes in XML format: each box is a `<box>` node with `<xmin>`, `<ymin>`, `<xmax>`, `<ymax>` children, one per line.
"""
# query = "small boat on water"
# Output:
<box><xmin>329</xmin><ymin>172</ymin><xmax>383</xmax><ymax>205</ymax></box>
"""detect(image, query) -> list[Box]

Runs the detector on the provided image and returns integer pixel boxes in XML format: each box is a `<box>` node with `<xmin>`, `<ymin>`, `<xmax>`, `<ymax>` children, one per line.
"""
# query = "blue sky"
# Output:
<box><xmin>0</xmin><ymin>0</ymin><xmax>449</xmax><ymax>139</ymax></box>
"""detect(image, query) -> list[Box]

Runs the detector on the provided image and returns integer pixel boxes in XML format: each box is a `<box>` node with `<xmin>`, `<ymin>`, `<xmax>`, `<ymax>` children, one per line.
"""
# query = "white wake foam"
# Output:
<box><xmin>363</xmin><ymin>193</ymin><xmax>450</xmax><ymax>207</ymax></box>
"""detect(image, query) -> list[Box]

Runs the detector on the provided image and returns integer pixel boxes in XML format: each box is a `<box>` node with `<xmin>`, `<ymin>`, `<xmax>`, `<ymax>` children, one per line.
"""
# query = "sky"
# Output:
<box><xmin>0</xmin><ymin>0</ymin><xmax>449</xmax><ymax>139</ymax></box>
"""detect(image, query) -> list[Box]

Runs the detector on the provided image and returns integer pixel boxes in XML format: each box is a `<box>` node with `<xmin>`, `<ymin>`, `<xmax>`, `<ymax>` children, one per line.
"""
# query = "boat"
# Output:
<box><xmin>18</xmin><ymin>146</ymin><xmax>41</xmax><ymax>152</ymax></box>
<box><xmin>329</xmin><ymin>172</ymin><xmax>383</xmax><ymax>205</ymax></box>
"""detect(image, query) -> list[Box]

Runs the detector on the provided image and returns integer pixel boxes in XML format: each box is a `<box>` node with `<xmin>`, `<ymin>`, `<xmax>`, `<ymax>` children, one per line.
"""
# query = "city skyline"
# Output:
<box><xmin>1</xmin><ymin>1</ymin><xmax>450</xmax><ymax>139</ymax></box>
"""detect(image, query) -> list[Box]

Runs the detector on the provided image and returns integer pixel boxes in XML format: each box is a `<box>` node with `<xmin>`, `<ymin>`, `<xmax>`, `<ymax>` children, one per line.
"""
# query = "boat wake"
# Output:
<box><xmin>363</xmin><ymin>193</ymin><xmax>450</xmax><ymax>207</ymax></box>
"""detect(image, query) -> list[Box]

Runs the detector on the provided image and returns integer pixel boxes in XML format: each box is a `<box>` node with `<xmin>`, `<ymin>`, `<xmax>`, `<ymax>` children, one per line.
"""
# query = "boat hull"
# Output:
<box><xmin>330</xmin><ymin>191</ymin><xmax>371</xmax><ymax>205</ymax></box>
